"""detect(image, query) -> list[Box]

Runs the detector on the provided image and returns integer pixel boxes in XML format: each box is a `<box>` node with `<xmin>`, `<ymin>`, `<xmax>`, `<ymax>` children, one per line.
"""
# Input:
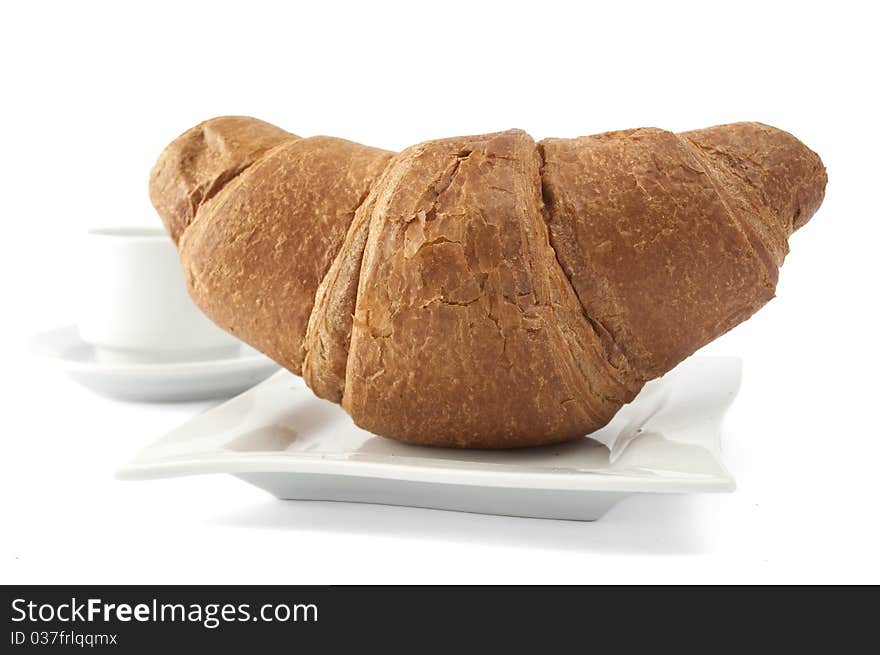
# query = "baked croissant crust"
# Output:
<box><xmin>150</xmin><ymin>118</ymin><xmax>826</xmax><ymax>448</ymax></box>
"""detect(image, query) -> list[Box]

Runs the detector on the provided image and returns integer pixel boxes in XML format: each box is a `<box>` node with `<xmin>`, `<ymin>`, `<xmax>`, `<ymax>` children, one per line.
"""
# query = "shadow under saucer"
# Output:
<box><xmin>212</xmin><ymin>492</ymin><xmax>715</xmax><ymax>556</ymax></box>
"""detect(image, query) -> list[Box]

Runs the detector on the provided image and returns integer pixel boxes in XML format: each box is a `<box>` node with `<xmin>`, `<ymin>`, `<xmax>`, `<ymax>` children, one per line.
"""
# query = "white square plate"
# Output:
<box><xmin>118</xmin><ymin>357</ymin><xmax>738</xmax><ymax>521</ymax></box>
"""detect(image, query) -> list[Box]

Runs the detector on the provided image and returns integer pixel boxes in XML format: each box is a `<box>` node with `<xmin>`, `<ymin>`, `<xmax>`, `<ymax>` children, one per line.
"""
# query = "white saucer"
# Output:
<box><xmin>118</xmin><ymin>357</ymin><xmax>739</xmax><ymax>521</ymax></box>
<box><xmin>32</xmin><ymin>325</ymin><xmax>279</xmax><ymax>402</ymax></box>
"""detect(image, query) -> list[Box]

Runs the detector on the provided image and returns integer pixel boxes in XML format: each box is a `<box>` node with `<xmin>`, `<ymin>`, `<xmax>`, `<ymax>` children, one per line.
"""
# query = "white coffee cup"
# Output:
<box><xmin>78</xmin><ymin>227</ymin><xmax>239</xmax><ymax>361</ymax></box>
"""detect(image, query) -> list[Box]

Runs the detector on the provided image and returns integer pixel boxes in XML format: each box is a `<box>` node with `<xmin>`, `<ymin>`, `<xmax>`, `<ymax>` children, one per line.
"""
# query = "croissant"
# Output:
<box><xmin>149</xmin><ymin>117</ymin><xmax>826</xmax><ymax>448</ymax></box>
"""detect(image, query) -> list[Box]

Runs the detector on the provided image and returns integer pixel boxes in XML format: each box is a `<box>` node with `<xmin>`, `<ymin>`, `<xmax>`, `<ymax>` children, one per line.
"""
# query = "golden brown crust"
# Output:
<box><xmin>302</xmin><ymin>185</ymin><xmax>378</xmax><ymax>402</ymax></box>
<box><xmin>539</xmin><ymin>122</ymin><xmax>826</xmax><ymax>380</ymax></box>
<box><xmin>149</xmin><ymin>117</ymin><xmax>826</xmax><ymax>448</ymax></box>
<box><xmin>683</xmin><ymin>122</ymin><xmax>826</xmax><ymax>234</ymax></box>
<box><xmin>177</xmin><ymin>135</ymin><xmax>392</xmax><ymax>374</ymax></box>
<box><xmin>341</xmin><ymin>130</ymin><xmax>638</xmax><ymax>447</ymax></box>
<box><xmin>541</xmin><ymin>127</ymin><xmax>767</xmax><ymax>379</ymax></box>
<box><xmin>149</xmin><ymin>116</ymin><xmax>295</xmax><ymax>244</ymax></box>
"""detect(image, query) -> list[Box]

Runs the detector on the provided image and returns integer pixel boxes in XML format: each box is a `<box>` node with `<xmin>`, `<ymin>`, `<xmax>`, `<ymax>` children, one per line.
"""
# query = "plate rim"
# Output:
<box><xmin>116</xmin><ymin>357</ymin><xmax>739</xmax><ymax>494</ymax></box>
<box><xmin>31</xmin><ymin>324</ymin><xmax>277</xmax><ymax>376</ymax></box>
<box><xmin>117</xmin><ymin>455</ymin><xmax>735</xmax><ymax>493</ymax></box>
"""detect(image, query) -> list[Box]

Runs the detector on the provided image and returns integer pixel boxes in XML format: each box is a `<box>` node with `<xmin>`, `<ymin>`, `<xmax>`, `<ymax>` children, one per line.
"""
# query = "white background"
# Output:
<box><xmin>2</xmin><ymin>1</ymin><xmax>878</xmax><ymax>584</ymax></box>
